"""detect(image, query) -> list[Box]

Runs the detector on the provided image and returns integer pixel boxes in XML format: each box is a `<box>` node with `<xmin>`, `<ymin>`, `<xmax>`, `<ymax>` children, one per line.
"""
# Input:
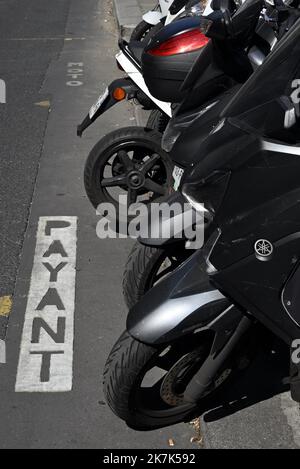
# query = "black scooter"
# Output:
<box><xmin>103</xmin><ymin>13</ymin><xmax>300</xmax><ymax>430</ymax></box>
<box><xmin>123</xmin><ymin>0</ymin><xmax>300</xmax><ymax>308</ymax></box>
<box><xmin>79</xmin><ymin>0</ymin><xmax>274</xmax><ymax>223</ymax></box>
<box><xmin>78</xmin><ymin>13</ymin><xmax>211</xmax><ymax>220</ymax></box>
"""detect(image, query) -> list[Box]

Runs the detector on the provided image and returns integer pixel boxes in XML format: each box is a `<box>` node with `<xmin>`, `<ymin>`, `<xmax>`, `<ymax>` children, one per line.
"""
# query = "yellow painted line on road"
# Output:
<box><xmin>0</xmin><ymin>296</ymin><xmax>12</xmax><ymax>317</ymax></box>
<box><xmin>35</xmin><ymin>100</ymin><xmax>51</xmax><ymax>108</ymax></box>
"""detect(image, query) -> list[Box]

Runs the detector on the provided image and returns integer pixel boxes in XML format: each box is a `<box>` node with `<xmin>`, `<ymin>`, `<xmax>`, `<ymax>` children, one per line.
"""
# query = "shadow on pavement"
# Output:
<box><xmin>197</xmin><ymin>331</ymin><xmax>290</xmax><ymax>422</ymax></box>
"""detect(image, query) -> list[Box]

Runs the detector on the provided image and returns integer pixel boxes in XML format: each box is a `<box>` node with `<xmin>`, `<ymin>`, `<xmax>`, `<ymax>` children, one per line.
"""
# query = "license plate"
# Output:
<box><xmin>172</xmin><ymin>165</ymin><xmax>184</xmax><ymax>191</ymax></box>
<box><xmin>89</xmin><ymin>87</ymin><xmax>109</xmax><ymax>119</ymax></box>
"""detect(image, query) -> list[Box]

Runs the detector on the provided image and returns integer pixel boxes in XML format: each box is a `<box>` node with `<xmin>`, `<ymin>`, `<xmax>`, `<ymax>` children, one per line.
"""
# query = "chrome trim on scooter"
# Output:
<box><xmin>262</xmin><ymin>140</ymin><xmax>300</xmax><ymax>155</ymax></box>
<box><xmin>206</xmin><ymin>229</ymin><xmax>221</xmax><ymax>273</ymax></box>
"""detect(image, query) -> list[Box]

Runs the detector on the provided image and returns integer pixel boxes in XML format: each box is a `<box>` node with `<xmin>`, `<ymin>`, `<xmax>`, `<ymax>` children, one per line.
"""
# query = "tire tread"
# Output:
<box><xmin>84</xmin><ymin>127</ymin><xmax>172</xmax><ymax>210</ymax></box>
<box><xmin>103</xmin><ymin>331</ymin><xmax>155</xmax><ymax>424</ymax></box>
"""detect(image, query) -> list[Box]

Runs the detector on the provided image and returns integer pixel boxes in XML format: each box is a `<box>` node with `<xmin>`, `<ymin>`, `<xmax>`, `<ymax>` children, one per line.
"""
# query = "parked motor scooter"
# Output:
<box><xmin>123</xmin><ymin>0</ymin><xmax>300</xmax><ymax>308</ymax></box>
<box><xmin>80</xmin><ymin>0</ymin><xmax>272</xmax><ymax>225</ymax></box>
<box><xmin>103</xmin><ymin>14</ymin><xmax>300</xmax><ymax>430</ymax></box>
<box><xmin>131</xmin><ymin>0</ymin><xmax>204</xmax><ymax>41</ymax></box>
<box><xmin>77</xmin><ymin>1</ymin><xmax>214</xmax><ymax>142</ymax></box>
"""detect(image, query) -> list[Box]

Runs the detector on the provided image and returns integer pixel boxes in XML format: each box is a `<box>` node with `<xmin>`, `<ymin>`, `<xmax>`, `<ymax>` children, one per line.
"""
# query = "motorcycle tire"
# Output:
<box><xmin>130</xmin><ymin>20</ymin><xmax>154</xmax><ymax>42</ymax></box>
<box><xmin>103</xmin><ymin>329</ymin><xmax>254</xmax><ymax>429</ymax></box>
<box><xmin>123</xmin><ymin>241</ymin><xmax>191</xmax><ymax>309</ymax></box>
<box><xmin>146</xmin><ymin>109</ymin><xmax>170</xmax><ymax>133</ymax></box>
<box><xmin>84</xmin><ymin>127</ymin><xmax>173</xmax><ymax>227</ymax></box>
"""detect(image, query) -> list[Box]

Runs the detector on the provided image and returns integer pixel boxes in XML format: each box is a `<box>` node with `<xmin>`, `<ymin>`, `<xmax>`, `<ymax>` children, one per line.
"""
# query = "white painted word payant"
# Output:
<box><xmin>16</xmin><ymin>217</ymin><xmax>77</xmax><ymax>392</ymax></box>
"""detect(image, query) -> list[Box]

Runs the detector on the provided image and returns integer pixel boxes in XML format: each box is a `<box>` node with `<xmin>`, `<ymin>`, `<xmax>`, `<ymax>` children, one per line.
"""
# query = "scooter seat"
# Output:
<box><xmin>127</xmin><ymin>41</ymin><xmax>145</xmax><ymax>64</ymax></box>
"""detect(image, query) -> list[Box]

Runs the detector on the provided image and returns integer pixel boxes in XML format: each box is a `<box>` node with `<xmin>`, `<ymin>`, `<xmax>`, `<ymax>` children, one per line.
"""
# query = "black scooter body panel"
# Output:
<box><xmin>127</xmin><ymin>248</ymin><xmax>237</xmax><ymax>345</ymax></box>
<box><xmin>208</xmin><ymin>137</ymin><xmax>300</xmax><ymax>343</ymax></box>
<box><xmin>170</xmin><ymin>85</ymin><xmax>241</xmax><ymax>167</ymax></box>
<box><xmin>211</xmin><ymin>230</ymin><xmax>300</xmax><ymax>344</ymax></box>
<box><xmin>137</xmin><ymin>191</ymin><xmax>199</xmax><ymax>247</ymax></box>
<box><xmin>181</xmin><ymin>19</ymin><xmax>300</xmax><ymax>344</ymax></box>
<box><xmin>282</xmin><ymin>264</ymin><xmax>300</xmax><ymax>328</ymax></box>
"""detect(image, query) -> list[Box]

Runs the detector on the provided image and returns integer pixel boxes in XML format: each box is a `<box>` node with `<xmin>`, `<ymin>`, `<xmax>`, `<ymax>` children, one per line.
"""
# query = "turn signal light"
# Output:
<box><xmin>148</xmin><ymin>29</ymin><xmax>209</xmax><ymax>57</ymax></box>
<box><xmin>113</xmin><ymin>87</ymin><xmax>126</xmax><ymax>101</ymax></box>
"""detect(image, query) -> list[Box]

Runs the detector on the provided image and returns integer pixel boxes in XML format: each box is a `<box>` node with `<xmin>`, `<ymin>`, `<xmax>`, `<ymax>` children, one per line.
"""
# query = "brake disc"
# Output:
<box><xmin>160</xmin><ymin>350</ymin><xmax>201</xmax><ymax>407</ymax></box>
<box><xmin>160</xmin><ymin>349</ymin><xmax>232</xmax><ymax>407</ymax></box>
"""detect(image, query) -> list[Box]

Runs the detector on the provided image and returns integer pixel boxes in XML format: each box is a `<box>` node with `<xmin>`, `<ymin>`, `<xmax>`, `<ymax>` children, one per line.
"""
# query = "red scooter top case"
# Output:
<box><xmin>142</xmin><ymin>17</ymin><xmax>209</xmax><ymax>102</ymax></box>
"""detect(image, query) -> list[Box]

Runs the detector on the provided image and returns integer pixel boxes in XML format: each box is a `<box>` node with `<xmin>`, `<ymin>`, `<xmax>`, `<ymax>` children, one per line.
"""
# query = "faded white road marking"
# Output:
<box><xmin>15</xmin><ymin>217</ymin><xmax>77</xmax><ymax>392</ymax></box>
<box><xmin>66</xmin><ymin>62</ymin><xmax>83</xmax><ymax>86</ymax></box>
<box><xmin>0</xmin><ymin>340</ymin><xmax>6</xmax><ymax>364</ymax></box>
<box><xmin>281</xmin><ymin>392</ymin><xmax>300</xmax><ymax>447</ymax></box>
<box><xmin>0</xmin><ymin>79</ymin><xmax>6</xmax><ymax>104</ymax></box>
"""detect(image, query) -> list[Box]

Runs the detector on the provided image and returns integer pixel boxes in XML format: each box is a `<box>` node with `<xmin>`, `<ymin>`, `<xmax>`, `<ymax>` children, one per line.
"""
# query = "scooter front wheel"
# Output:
<box><xmin>123</xmin><ymin>242</ymin><xmax>191</xmax><ymax>309</ymax></box>
<box><xmin>84</xmin><ymin>127</ymin><xmax>173</xmax><ymax>226</ymax></box>
<box><xmin>146</xmin><ymin>109</ymin><xmax>170</xmax><ymax>133</ymax></box>
<box><xmin>130</xmin><ymin>20</ymin><xmax>155</xmax><ymax>42</ymax></box>
<box><xmin>103</xmin><ymin>331</ymin><xmax>240</xmax><ymax>430</ymax></box>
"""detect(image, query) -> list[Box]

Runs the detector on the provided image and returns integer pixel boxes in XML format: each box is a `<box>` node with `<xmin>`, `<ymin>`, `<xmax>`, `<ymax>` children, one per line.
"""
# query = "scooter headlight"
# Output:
<box><xmin>161</xmin><ymin>101</ymin><xmax>218</xmax><ymax>153</ymax></box>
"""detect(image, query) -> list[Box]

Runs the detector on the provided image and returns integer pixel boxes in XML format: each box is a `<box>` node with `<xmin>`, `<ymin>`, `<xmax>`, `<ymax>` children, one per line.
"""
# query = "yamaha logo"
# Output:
<box><xmin>255</xmin><ymin>239</ymin><xmax>274</xmax><ymax>261</ymax></box>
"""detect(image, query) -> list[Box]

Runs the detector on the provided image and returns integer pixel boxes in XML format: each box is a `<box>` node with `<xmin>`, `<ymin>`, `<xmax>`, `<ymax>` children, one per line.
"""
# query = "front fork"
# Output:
<box><xmin>183</xmin><ymin>311</ymin><xmax>252</xmax><ymax>403</ymax></box>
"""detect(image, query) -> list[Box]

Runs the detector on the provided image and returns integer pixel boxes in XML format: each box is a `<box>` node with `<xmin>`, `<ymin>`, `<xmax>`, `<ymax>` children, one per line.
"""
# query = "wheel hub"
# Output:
<box><xmin>127</xmin><ymin>170</ymin><xmax>145</xmax><ymax>189</ymax></box>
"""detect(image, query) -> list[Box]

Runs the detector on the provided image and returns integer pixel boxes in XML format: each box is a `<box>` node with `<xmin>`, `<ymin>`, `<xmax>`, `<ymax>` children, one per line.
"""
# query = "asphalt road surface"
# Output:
<box><xmin>0</xmin><ymin>0</ymin><xmax>299</xmax><ymax>449</ymax></box>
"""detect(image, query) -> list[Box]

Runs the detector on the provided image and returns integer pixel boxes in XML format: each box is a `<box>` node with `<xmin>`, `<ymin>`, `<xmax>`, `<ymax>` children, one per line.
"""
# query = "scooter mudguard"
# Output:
<box><xmin>137</xmin><ymin>191</ymin><xmax>203</xmax><ymax>248</ymax></box>
<box><xmin>127</xmin><ymin>247</ymin><xmax>243</xmax><ymax>345</ymax></box>
<box><xmin>142</xmin><ymin>11</ymin><xmax>164</xmax><ymax>25</ymax></box>
<box><xmin>77</xmin><ymin>78</ymin><xmax>138</xmax><ymax>137</ymax></box>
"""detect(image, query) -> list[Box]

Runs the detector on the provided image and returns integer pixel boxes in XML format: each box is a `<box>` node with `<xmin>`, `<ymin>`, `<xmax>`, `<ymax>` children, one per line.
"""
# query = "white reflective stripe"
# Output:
<box><xmin>263</xmin><ymin>140</ymin><xmax>300</xmax><ymax>156</ymax></box>
<box><xmin>116</xmin><ymin>52</ymin><xmax>172</xmax><ymax>117</ymax></box>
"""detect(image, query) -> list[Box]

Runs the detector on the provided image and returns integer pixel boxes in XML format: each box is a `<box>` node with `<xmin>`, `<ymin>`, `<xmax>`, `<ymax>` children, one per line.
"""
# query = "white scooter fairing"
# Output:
<box><xmin>116</xmin><ymin>49</ymin><xmax>172</xmax><ymax>117</ymax></box>
<box><xmin>143</xmin><ymin>0</ymin><xmax>189</xmax><ymax>26</ymax></box>
<box><xmin>142</xmin><ymin>0</ymin><xmax>175</xmax><ymax>25</ymax></box>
